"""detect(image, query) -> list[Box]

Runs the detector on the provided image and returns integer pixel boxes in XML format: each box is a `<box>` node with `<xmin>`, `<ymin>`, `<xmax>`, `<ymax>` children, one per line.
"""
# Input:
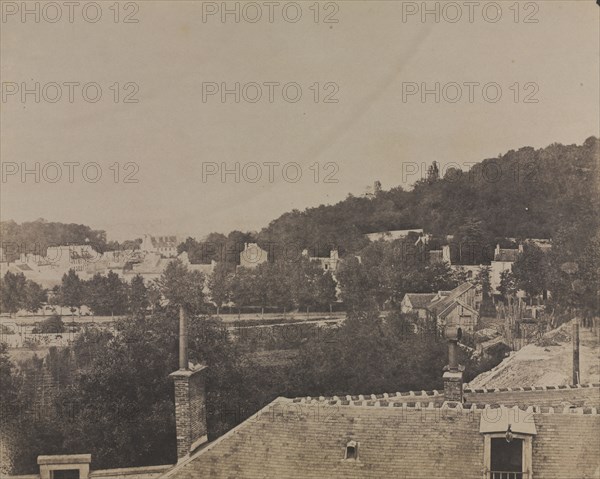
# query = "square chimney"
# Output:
<box><xmin>170</xmin><ymin>364</ymin><xmax>208</xmax><ymax>462</ymax></box>
<box><xmin>443</xmin><ymin>326</ymin><xmax>464</xmax><ymax>402</ymax></box>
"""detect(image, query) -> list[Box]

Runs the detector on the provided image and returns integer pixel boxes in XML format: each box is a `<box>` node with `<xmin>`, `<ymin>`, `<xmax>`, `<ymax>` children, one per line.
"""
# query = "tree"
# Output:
<box><xmin>452</xmin><ymin>218</ymin><xmax>492</xmax><ymax>265</ymax></box>
<box><xmin>289</xmin><ymin>258</ymin><xmax>336</xmax><ymax>314</ymax></box>
<box><xmin>498</xmin><ymin>270</ymin><xmax>517</xmax><ymax>300</ymax></box>
<box><xmin>84</xmin><ymin>271</ymin><xmax>128</xmax><ymax>316</ymax></box>
<box><xmin>427</xmin><ymin>161</ymin><xmax>440</xmax><ymax>183</ymax></box>
<box><xmin>32</xmin><ymin>315</ymin><xmax>64</xmax><ymax>334</ymax></box>
<box><xmin>512</xmin><ymin>243</ymin><xmax>547</xmax><ymax>304</ymax></box>
<box><xmin>226</xmin><ymin>231</ymin><xmax>255</xmax><ymax>266</ymax></box>
<box><xmin>337</xmin><ymin>239</ymin><xmax>456</xmax><ymax>312</ymax></box>
<box><xmin>0</xmin><ymin>271</ymin><xmax>27</xmax><ymax>316</ymax></box>
<box><xmin>129</xmin><ymin>274</ymin><xmax>149</xmax><ymax>314</ymax></box>
<box><xmin>266</xmin><ymin>262</ymin><xmax>294</xmax><ymax>312</ymax></box>
<box><xmin>474</xmin><ymin>266</ymin><xmax>492</xmax><ymax>299</ymax></box>
<box><xmin>147</xmin><ymin>282</ymin><xmax>162</xmax><ymax>313</ymax></box>
<box><xmin>207</xmin><ymin>263</ymin><xmax>231</xmax><ymax>315</ymax></box>
<box><xmin>156</xmin><ymin>259</ymin><xmax>206</xmax><ymax>314</ymax></box>
<box><xmin>334</xmin><ymin>256</ymin><xmax>377</xmax><ymax>312</ymax></box>
<box><xmin>229</xmin><ymin>267</ymin><xmax>255</xmax><ymax>317</ymax></box>
<box><xmin>23</xmin><ymin>280</ymin><xmax>47</xmax><ymax>314</ymax></box>
<box><xmin>59</xmin><ymin>269</ymin><xmax>84</xmax><ymax>313</ymax></box>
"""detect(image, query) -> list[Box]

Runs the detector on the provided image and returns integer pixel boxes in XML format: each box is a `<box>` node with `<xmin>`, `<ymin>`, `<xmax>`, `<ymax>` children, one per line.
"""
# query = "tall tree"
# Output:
<box><xmin>84</xmin><ymin>272</ymin><xmax>128</xmax><ymax>316</ymax></box>
<box><xmin>129</xmin><ymin>274</ymin><xmax>149</xmax><ymax>315</ymax></box>
<box><xmin>23</xmin><ymin>280</ymin><xmax>47</xmax><ymax>314</ymax></box>
<box><xmin>229</xmin><ymin>267</ymin><xmax>255</xmax><ymax>317</ymax></box>
<box><xmin>0</xmin><ymin>271</ymin><xmax>27</xmax><ymax>316</ymax></box>
<box><xmin>498</xmin><ymin>270</ymin><xmax>517</xmax><ymax>300</ymax></box>
<box><xmin>207</xmin><ymin>263</ymin><xmax>231</xmax><ymax>315</ymax></box>
<box><xmin>512</xmin><ymin>243</ymin><xmax>547</xmax><ymax>304</ymax></box>
<box><xmin>156</xmin><ymin>259</ymin><xmax>206</xmax><ymax>314</ymax></box>
<box><xmin>59</xmin><ymin>269</ymin><xmax>85</xmax><ymax>313</ymax></box>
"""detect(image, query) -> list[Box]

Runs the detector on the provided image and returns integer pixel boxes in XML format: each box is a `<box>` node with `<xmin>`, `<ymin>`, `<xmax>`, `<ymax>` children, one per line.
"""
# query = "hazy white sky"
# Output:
<box><xmin>1</xmin><ymin>1</ymin><xmax>598</xmax><ymax>240</ymax></box>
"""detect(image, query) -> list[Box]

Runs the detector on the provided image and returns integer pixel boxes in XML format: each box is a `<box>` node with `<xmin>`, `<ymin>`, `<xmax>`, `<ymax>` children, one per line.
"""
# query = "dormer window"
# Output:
<box><xmin>344</xmin><ymin>440</ymin><xmax>358</xmax><ymax>460</ymax></box>
<box><xmin>480</xmin><ymin>408</ymin><xmax>536</xmax><ymax>479</ymax></box>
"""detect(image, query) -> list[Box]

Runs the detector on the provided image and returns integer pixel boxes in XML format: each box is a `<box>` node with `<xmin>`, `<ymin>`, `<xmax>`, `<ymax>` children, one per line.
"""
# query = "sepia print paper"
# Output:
<box><xmin>0</xmin><ymin>1</ymin><xmax>599</xmax><ymax>478</ymax></box>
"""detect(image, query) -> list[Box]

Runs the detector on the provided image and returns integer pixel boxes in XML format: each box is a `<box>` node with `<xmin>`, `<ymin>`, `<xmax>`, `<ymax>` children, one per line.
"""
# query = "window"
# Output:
<box><xmin>480</xmin><ymin>410</ymin><xmax>535</xmax><ymax>479</ymax></box>
<box><xmin>483</xmin><ymin>433</ymin><xmax>532</xmax><ymax>479</ymax></box>
<box><xmin>344</xmin><ymin>440</ymin><xmax>358</xmax><ymax>460</ymax></box>
<box><xmin>52</xmin><ymin>471</ymin><xmax>80</xmax><ymax>479</ymax></box>
<box><xmin>491</xmin><ymin>437</ymin><xmax>523</xmax><ymax>477</ymax></box>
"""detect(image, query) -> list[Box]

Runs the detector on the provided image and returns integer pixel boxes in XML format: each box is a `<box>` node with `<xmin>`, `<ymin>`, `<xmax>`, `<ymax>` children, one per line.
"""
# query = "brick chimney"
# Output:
<box><xmin>170</xmin><ymin>306</ymin><xmax>208</xmax><ymax>462</ymax></box>
<box><xmin>442</xmin><ymin>326</ymin><xmax>464</xmax><ymax>402</ymax></box>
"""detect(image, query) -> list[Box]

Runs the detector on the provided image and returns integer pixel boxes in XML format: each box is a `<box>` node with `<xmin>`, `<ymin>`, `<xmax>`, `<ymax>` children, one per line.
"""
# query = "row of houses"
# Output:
<box><xmin>0</xmin><ymin>236</ymin><xmax>194</xmax><ymax>288</ymax></box>
<box><xmin>428</xmin><ymin>240</ymin><xmax>551</xmax><ymax>295</ymax></box>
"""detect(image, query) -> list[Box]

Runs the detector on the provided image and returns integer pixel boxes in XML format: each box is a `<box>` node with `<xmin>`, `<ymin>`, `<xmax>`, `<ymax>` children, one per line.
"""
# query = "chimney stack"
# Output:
<box><xmin>178</xmin><ymin>306</ymin><xmax>188</xmax><ymax>370</ymax></box>
<box><xmin>442</xmin><ymin>245</ymin><xmax>451</xmax><ymax>264</ymax></box>
<box><xmin>170</xmin><ymin>305</ymin><xmax>208</xmax><ymax>462</ymax></box>
<box><xmin>443</xmin><ymin>327</ymin><xmax>464</xmax><ymax>402</ymax></box>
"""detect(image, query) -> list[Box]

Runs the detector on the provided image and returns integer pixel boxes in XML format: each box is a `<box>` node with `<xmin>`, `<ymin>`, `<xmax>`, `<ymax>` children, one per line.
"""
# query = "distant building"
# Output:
<box><xmin>363</xmin><ymin>180</ymin><xmax>381</xmax><ymax>199</ymax></box>
<box><xmin>400</xmin><ymin>292</ymin><xmax>438</xmax><ymax>319</ymax></box>
<box><xmin>403</xmin><ymin>282</ymin><xmax>480</xmax><ymax>332</ymax></box>
<box><xmin>302</xmin><ymin>249</ymin><xmax>340</xmax><ymax>272</ymax></box>
<box><xmin>364</xmin><ymin>229</ymin><xmax>424</xmax><ymax>242</ymax></box>
<box><xmin>141</xmin><ymin>234</ymin><xmax>179</xmax><ymax>258</ymax></box>
<box><xmin>178</xmin><ymin>251</ymin><xmax>217</xmax><ymax>275</ymax></box>
<box><xmin>427</xmin><ymin>244</ymin><xmax>484</xmax><ymax>281</ymax></box>
<box><xmin>490</xmin><ymin>243</ymin><xmax>523</xmax><ymax>293</ymax></box>
<box><xmin>126</xmin><ymin>252</ymin><xmax>172</xmax><ymax>281</ymax></box>
<box><xmin>239</xmin><ymin>243</ymin><xmax>268</xmax><ymax>269</ymax></box>
<box><xmin>427</xmin><ymin>282</ymin><xmax>480</xmax><ymax>332</ymax></box>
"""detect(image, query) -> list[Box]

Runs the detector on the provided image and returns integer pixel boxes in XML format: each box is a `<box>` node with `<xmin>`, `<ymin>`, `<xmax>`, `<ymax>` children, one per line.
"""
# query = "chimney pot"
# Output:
<box><xmin>179</xmin><ymin>306</ymin><xmax>188</xmax><ymax>371</ymax></box>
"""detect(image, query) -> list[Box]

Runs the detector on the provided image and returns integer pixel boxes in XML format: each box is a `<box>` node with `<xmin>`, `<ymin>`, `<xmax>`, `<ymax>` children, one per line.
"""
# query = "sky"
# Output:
<box><xmin>1</xmin><ymin>1</ymin><xmax>598</xmax><ymax>241</ymax></box>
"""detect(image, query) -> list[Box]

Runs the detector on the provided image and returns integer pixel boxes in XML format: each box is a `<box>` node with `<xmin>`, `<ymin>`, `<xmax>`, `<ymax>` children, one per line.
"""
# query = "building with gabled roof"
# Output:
<box><xmin>8</xmin><ymin>323</ymin><xmax>600</xmax><ymax>479</ymax></box>
<box><xmin>141</xmin><ymin>234</ymin><xmax>179</xmax><ymax>258</ymax></box>
<box><xmin>400</xmin><ymin>292</ymin><xmax>437</xmax><ymax>319</ymax></box>
<box><xmin>402</xmin><ymin>283</ymin><xmax>480</xmax><ymax>332</ymax></box>
<box><xmin>239</xmin><ymin>243</ymin><xmax>268</xmax><ymax>269</ymax></box>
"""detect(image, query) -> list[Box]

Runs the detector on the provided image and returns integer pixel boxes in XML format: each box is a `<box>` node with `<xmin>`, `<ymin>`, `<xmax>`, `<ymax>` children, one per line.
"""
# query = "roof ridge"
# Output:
<box><xmin>286</xmin><ymin>383</ymin><xmax>600</xmax><ymax>403</ymax></box>
<box><xmin>282</xmin><ymin>397</ymin><xmax>600</xmax><ymax>415</ymax></box>
<box><xmin>464</xmin><ymin>383</ymin><xmax>600</xmax><ymax>393</ymax></box>
<box><xmin>288</xmin><ymin>390</ymin><xmax>443</xmax><ymax>402</ymax></box>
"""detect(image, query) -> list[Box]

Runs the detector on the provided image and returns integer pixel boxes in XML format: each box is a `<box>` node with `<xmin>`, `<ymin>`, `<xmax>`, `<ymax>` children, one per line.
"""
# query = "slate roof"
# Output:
<box><xmin>404</xmin><ymin>293</ymin><xmax>437</xmax><ymax>309</ymax></box>
<box><xmin>162</xmin><ymin>384</ymin><xmax>600</xmax><ymax>479</ymax></box>
<box><xmin>149</xmin><ymin>236</ymin><xmax>178</xmax><ymax>248</ymax></box>
<box><xmin>427</xmin><ymin>282</ymin><xmax>475</xmax><ymax>317</ymax></box>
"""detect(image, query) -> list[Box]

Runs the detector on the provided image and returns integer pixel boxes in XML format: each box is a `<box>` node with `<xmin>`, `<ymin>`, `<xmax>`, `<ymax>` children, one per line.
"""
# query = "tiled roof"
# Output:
<box><xmin>163</xmin><ymin>385</ymin><xmax>600</xmax><ymax>479</ymax></box>
<box><xmin>404</xmin><ymin>293</ymin><xmax>437</xmax><ymax>309</ymax></box>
